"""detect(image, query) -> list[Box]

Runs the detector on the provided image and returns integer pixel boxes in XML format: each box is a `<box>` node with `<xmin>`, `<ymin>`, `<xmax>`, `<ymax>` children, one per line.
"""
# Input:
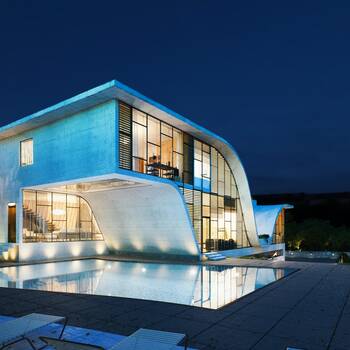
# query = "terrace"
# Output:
<box><xmin>0</xmin><ymin>257</ymin><xmax>349</xmax><ymax>350</ymax></box>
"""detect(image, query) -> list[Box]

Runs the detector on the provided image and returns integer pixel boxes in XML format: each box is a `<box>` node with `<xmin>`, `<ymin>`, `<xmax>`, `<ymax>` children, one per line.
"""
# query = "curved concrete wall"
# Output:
<box><xmin>253</xmin><ymin>203</ymin><xmax>293</xmax><ymax>238</ymax></box>
<box><xmin>83</xmin><ymin>179</ymin><xmax>200</xmax><ymax>260</ymax></box>
<box><xmin>211</xmin><ymin>140</ymin><xmax>259</xmax><ymax>247</ymax></box>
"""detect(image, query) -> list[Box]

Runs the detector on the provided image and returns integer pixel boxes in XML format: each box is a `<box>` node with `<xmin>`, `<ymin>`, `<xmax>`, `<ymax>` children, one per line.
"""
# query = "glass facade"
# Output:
<box><xmin>22</xmin><ymin>190</ymin><xmax>103</xmax><ymax>242</ymax></box>
<box><xmin>118</xmin><ymin>102</ymin><xmax>251</xmax><ymax>252</ymax></box>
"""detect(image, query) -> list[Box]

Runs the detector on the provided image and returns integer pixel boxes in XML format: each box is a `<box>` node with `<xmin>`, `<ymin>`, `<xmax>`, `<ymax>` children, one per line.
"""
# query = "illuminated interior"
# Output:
<box><xmin>119</xmin><ymin>102</ymin><xmax>251</xmax><ymax>252</ymax></box>
<box><xmin>273</xmin><ymin>208</ymin><xmax>285</xmax><ymax>244</ymax></box>
<box><xmin>22</xmin><ymin>190</ymin><xmax>103</xmax><ymax>242</ymax></box>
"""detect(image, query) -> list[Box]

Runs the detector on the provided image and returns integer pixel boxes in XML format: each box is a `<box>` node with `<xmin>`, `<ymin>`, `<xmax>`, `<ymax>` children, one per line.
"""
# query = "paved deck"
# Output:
<box><xmin>0</xmin><ymin>258</ymin><xmax>349</xmax><ymax>349</ymax></box>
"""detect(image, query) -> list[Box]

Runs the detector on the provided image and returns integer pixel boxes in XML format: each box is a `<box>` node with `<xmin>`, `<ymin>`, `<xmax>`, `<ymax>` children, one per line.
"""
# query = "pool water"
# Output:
<box><xmin>0</xmin><ymin>259</ymin><xmax>293</xmax><ymax>309</ymax></box>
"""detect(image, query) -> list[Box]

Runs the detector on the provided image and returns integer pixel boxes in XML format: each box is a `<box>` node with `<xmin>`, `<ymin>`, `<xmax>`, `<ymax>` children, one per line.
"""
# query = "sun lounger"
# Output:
<box><xmin>41</xmin><ymin>328</ymin><xmax>189</xmax><ymax>350</ymax></box>
<box><xmin>40</xmin><ymin>337</ymin><xmax>104</xmax><ymax>350</ymax></box>
<box><xmin>109</xmin><ymin>328</ymin><xmax>188</xmax><ymax>349</ymax></box>
<box><xmin>0</xmin><ymin>313</ymin><xmax>67</xmax><ymax>350</ymax></box>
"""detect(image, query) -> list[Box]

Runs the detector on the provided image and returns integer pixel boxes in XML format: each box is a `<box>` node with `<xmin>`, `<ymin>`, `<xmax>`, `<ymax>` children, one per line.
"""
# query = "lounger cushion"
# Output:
<box><xmin>0</xmin><ymin>313</ymin><xmax>65</xmax><ymax>345</ymax></box>
<box><xmin>109</xmin><ymin>328</ymin><xmax>186</xmax><ymax>350</ymax></box>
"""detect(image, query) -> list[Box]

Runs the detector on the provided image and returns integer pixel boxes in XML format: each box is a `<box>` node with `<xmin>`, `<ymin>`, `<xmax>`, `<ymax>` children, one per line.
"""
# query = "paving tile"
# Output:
<box><xmin>101</xmin><ymin>321</ymin><xmax>138</xmax><ymax>336</ymax></box>
<box><xmin>187</xmin><ymin>340</ymin><xmax>212</xmax><ymax>350</ymax></box>
<box><xmin>218</xmin><ymin>300</ymin><xmax>248</xmax><ymax>314</ymax></box>
<box><xmin>64</xmin><ymin>312</ymin><xmax>93</xmax><ymax>328</ymax></box>
<box><xmin>78</xmin><ymin>304</ymin><xmax>131</xmax><ymax>321</ymax></box>
<box><xmin>139</xmin><ymin>301</ymin><xmax>189</xmax><ymax>316</ymax></box>
<box><xmin>193</xmin><ymin>324</ymin><xmax>264</xmax><ymax>350</ymax></box>
<box><xmin>112</xmin><ymin>309</ymin><xmax>169</xmax><ymax>328</ymax></box>
<box><xmin>45</xmin><ymin>293</ymin><xmax>78</xmax><ymax>305</ymax></box>
<box><xmin>51</xmin><ymin>298</ymin><xmax>99</xmax><ymax>312</ymax></box>
<box><xmin>231</xmin><ymin>302</ymin><xmax>289</xmax><ymax>319</ymax></box>
<box><xmin>333</xmin><ymin>314</ymin><xmax>350</xmax><ymax>335</ymax></box>
<box><xmin>277</xmin><ymin>309</ymin><xmax>339</xmax><ymax>330</ymax></box>
<box><xmin>253</xmin><ymin>290</ymin><xmax>306</xmax><ymax>308</ymax></box>
<box><xmin>151</xmin><ymin>315</ymin><xmax>212</xmax><ymax>338</ymax></box>
<box><xmin>329</xmin><ymin>332</ymin><xmax>350</xmax><ymax>350</ymax></box>
<box><xmin>218</xmin><ymin>311</ymin><xmax>281</xmax><ymax>333</ymax></box>
<box><xmin>292</xmin><ymin>301</ymin><xmax>344</xmax><ymax>317</ymax></box>
<box><xmin>252</xmin><ymin>334</ymin><xmax>326</xmax><ymax>350</ymax></box>
<box><xmin>0</xmin><ymin>300</ymin><xmax>37</xmax><ymax>316</ymax></box>
<box><xmin>268</xmin><ymin>317</ymin><xmax>334</xmax><ymax>347</ymax></box>
<box><xmin>177</xmin><ymin>307</ymin><xmax>229</xmax><ymax>324</ymax></box>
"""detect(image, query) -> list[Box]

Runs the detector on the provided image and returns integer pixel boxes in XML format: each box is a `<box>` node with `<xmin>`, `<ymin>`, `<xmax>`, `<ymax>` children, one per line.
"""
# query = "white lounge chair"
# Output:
<box><xmin>41</xmin><ymin>328</ymin><xmax>189</xmax><ymax>350</ymax></box>
<box><xmin>0</xmin><ymin>313</ymin><xmax>67</xmax><ymax>350</ymax></box>
<box><xmin>109</xmin><ymin>328</ymin><xmax>188</xmax><ymax>350</ymax></box>
<box><xmin>41</xmin><ymin>337</ymin><xmax>104</xmax><ymax>350</ymax></box>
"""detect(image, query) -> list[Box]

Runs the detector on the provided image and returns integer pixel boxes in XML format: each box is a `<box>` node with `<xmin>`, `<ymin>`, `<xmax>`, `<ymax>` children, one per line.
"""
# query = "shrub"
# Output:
<box><xmin>285</xmin><ymin>219</ymin><xmax>350</xmax><ymax>251</ymax></box>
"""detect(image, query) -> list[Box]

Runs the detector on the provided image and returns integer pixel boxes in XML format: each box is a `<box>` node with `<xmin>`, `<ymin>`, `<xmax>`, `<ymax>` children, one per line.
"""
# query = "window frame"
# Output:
<box><xmin>20</xmin><ymin>138</ymin><xmax>34</xmax><ymax>167</ymax></box>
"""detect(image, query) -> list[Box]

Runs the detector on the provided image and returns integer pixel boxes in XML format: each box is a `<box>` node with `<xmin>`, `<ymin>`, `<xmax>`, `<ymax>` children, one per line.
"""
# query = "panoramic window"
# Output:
<box><xmin>132</xmin><ymin>121</ymin><xmax>147</xmax><ymax>172</ymax></box>
<box><xmin>22</xmin><ymin>190</ymin><xmax>103</xmax><ymax>243</ymax></box>
<box><xmin>118</xmin><ymin>101</ymin><xmax>251</xmax><ymax>252</ymax></box>
<box><xmin>20</xmin><ymin>139</ymin><xmax>33</xmax><ymax>166</ymax></box>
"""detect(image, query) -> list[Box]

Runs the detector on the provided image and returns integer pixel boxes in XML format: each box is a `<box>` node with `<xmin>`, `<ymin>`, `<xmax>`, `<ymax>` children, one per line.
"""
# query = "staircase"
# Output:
<box><xmin>204</xmin><ymin>251</ymin><xmax>226</xmax><ymax>261</ymax></box>
<box><xmin>23</xmin><ymin>207</ymin><xmax>57</xmax><ymax>235</ymax></box>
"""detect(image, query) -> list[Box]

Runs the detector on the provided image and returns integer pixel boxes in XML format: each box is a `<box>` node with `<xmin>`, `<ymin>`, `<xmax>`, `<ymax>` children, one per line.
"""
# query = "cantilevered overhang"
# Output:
<box><xmin>0</xmin><ymin>80</ymin><xmax>260</xmax><ymax>246</ymax></box>
<box><xmin>253</xmin><ymin>202</ymin><xmax>293</xmax><ymax>238</ymax></box>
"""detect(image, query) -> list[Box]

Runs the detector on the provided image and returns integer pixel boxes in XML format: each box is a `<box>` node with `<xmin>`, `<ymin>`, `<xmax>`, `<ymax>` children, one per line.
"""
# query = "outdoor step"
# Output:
<box><xmin>204</xmin><ymin>252</ymin><xmax>226</xmax><ymax>261</ymax></box>
<box><xmin>207</xmin><ymin>255</ymin><xmax>226</xmax><ymax>261</ymax></box>
<box><xmin>204</xmin><ymin>252</ymin><xmax>221</xmax><ymax>256</ymax></box>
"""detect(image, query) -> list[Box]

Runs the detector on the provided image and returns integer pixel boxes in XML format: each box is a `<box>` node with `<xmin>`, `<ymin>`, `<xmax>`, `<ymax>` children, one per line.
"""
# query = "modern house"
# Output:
<box><xmin>0</xmin><ymin>80</ymin><xmax>291</xmax><ymax>262</ymax></box>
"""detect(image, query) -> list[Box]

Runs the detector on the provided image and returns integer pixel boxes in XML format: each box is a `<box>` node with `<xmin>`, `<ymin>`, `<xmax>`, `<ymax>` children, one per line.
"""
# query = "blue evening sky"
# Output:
<box><xmin>0</xmin><ymin>0</ymin><xmax>349</xmax><ymax>194</ymax></box>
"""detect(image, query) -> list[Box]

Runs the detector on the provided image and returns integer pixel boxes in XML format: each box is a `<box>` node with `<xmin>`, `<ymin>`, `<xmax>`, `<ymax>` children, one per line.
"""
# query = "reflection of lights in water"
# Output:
<box><xmin>189</xmin><ymin>267</ymin><xmax>198</xmax><ymax>276</ymax></box>
<box><xmin>0</xmin><ymin>259</ymin><xmax>291</xmax><ymax>310</ymax></box>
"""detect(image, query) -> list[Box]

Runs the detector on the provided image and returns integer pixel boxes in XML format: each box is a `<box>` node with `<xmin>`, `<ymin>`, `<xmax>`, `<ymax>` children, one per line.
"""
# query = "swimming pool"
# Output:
<box><xmin>0</xmin><ymin>259</ymin><xmax>293</xmax><ymax>309</ymax></box>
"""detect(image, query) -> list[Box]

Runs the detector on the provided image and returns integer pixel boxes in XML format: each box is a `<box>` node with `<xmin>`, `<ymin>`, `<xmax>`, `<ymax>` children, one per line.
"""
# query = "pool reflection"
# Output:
<box><xmin>0</xmin><ymin>259</ymin><xmax>291</xmax><ymax>309</ymax></box>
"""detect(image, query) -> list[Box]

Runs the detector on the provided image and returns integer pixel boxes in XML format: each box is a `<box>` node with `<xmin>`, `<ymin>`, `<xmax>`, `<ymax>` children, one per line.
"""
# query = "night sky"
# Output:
<box><xmin>1</xmin><ymin>1</ymin><xmax>349</xmax><ymax>194</ymax></box>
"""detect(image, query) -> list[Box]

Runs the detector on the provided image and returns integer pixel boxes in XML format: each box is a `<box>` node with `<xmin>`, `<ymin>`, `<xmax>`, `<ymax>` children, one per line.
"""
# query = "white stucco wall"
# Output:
<box><xmin>0</xmin><ymin>100</ymin><xmax>117</xmax><ymax>244</ymax></box>
<box><xmin>83</xmin><ymin>178</ymin><xmax>200</xmax><ymax>259</ymax></box>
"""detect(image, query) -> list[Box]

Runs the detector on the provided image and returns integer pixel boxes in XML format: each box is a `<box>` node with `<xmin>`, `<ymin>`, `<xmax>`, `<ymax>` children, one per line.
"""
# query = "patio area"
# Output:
<box><xmin>0</xmin><ymin>258</ymin><xmax>349</xmax><ymax>350</ymax></box>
